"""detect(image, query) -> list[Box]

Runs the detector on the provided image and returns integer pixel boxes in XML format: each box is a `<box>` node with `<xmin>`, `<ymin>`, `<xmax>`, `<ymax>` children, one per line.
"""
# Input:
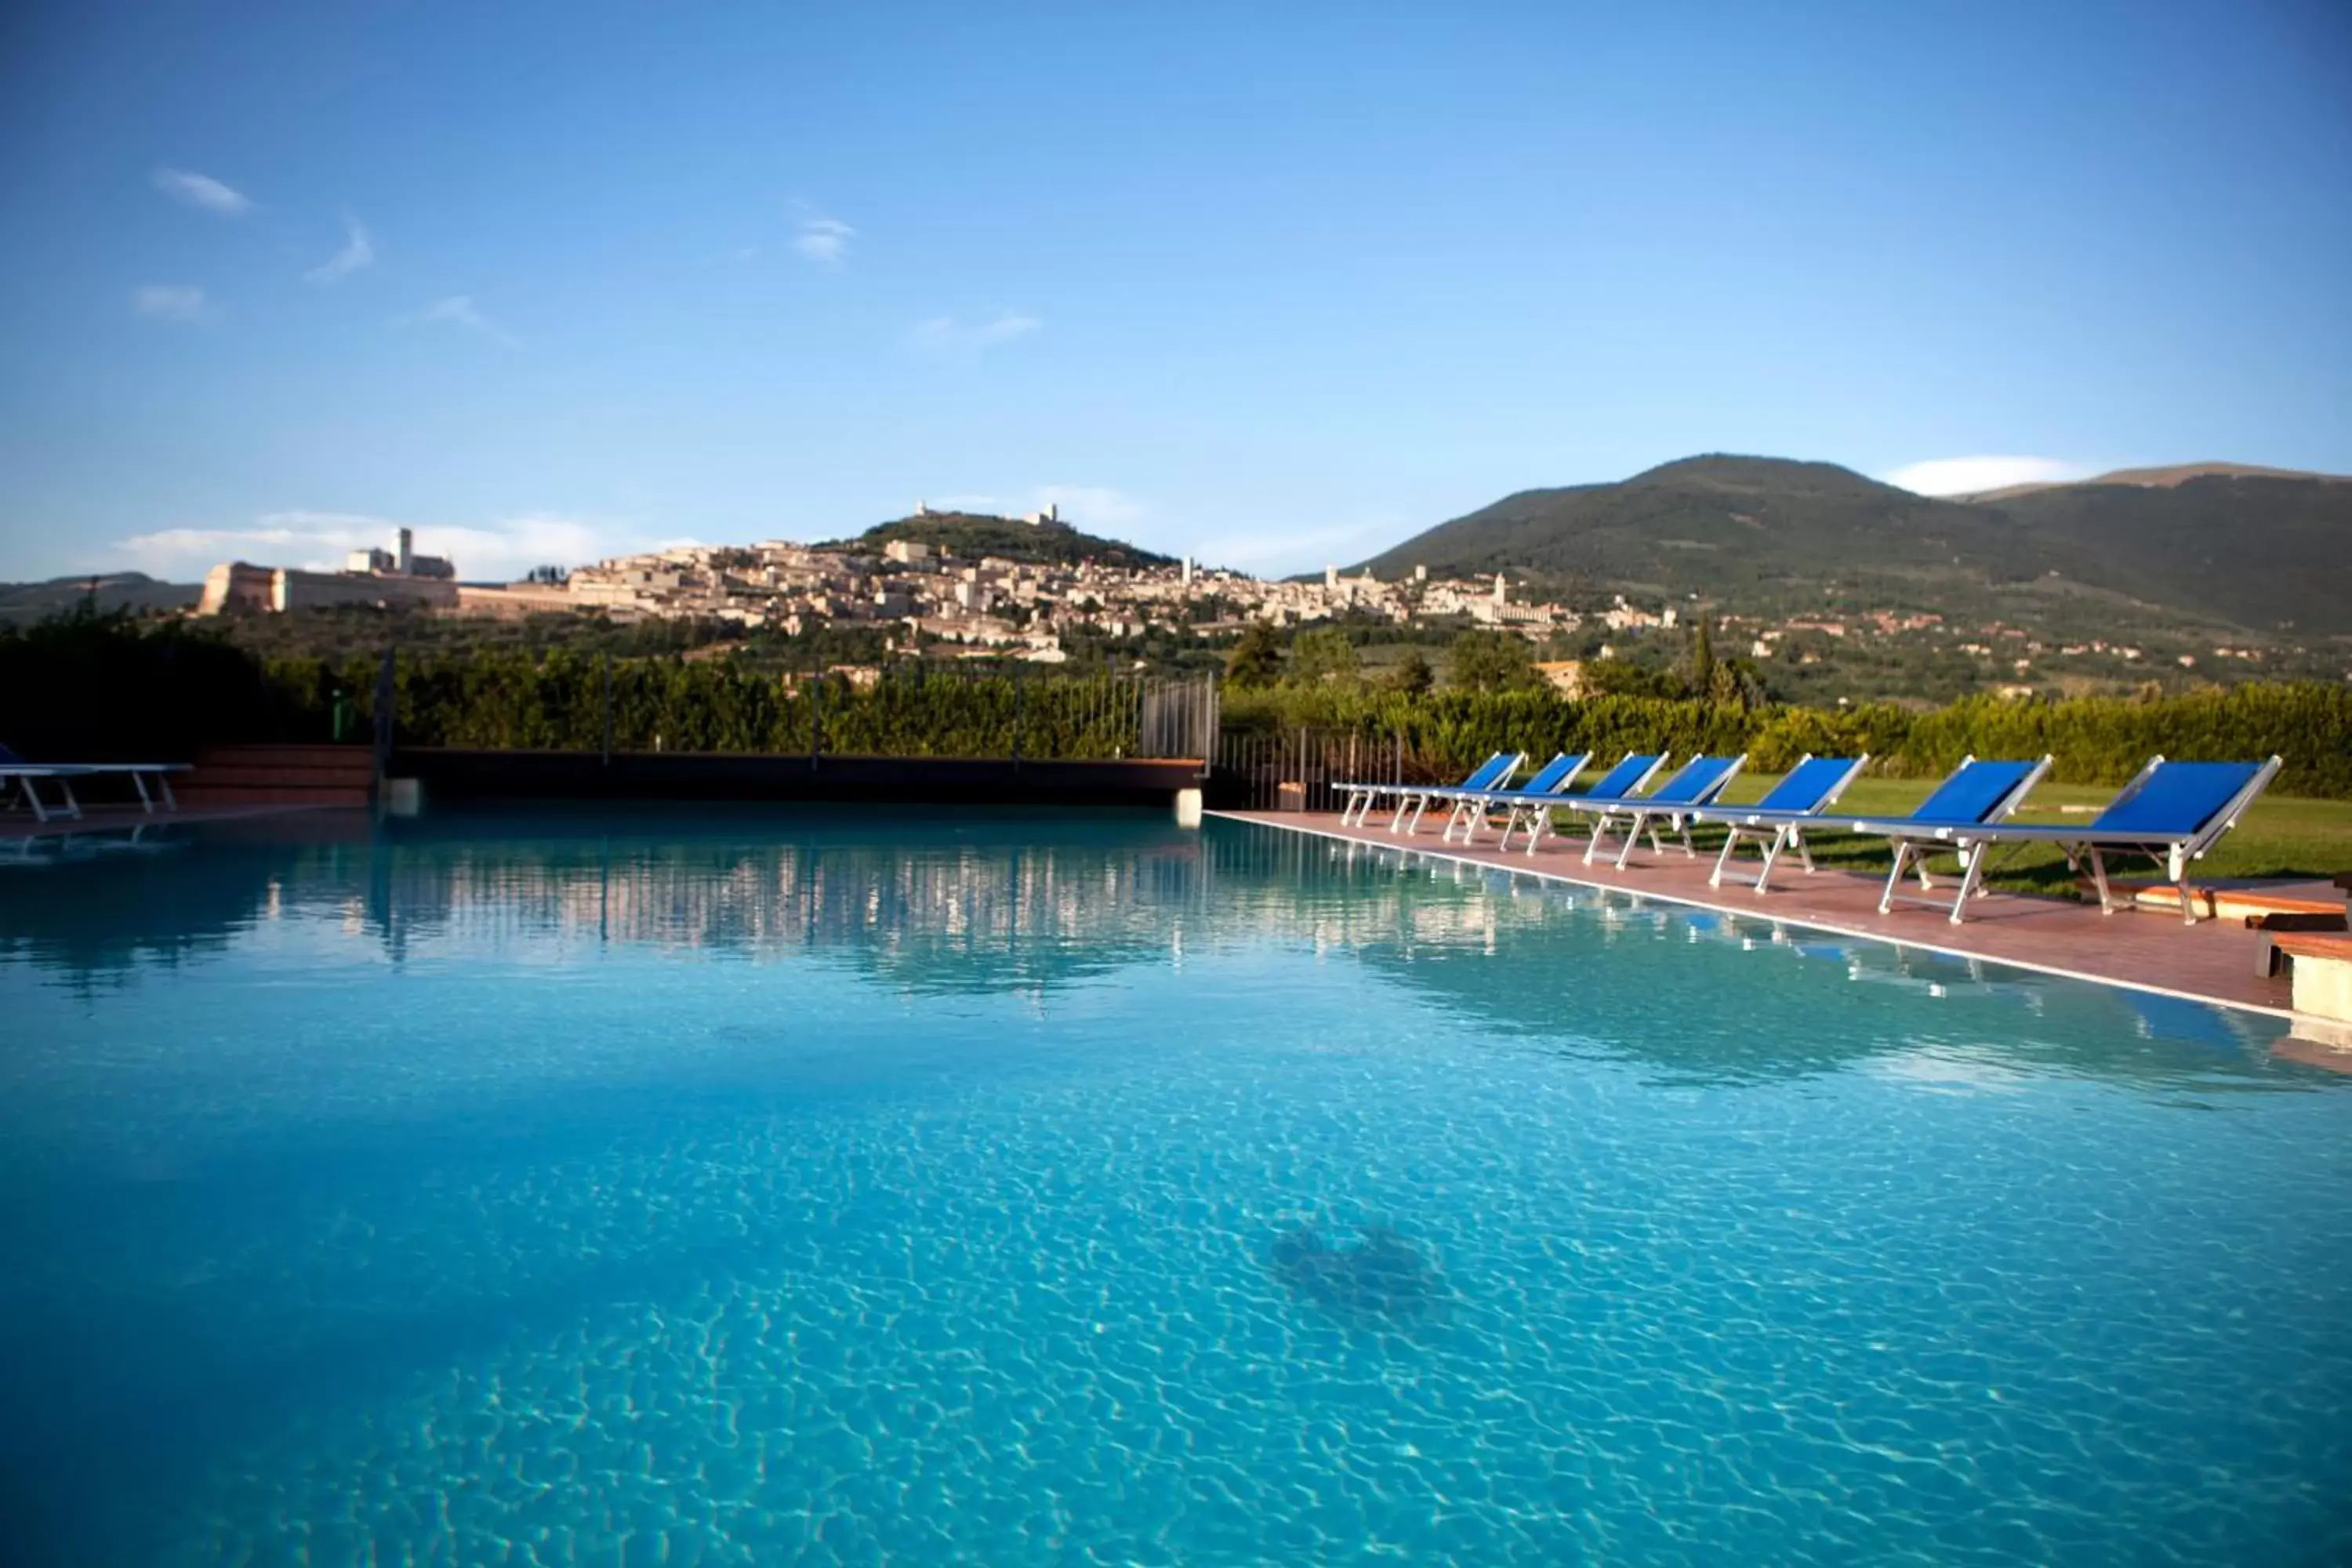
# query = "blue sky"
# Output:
<box><xmin>2</xmin><ymin>0</ymin><xmax>2347</xmax><ymax>583</ymax></box>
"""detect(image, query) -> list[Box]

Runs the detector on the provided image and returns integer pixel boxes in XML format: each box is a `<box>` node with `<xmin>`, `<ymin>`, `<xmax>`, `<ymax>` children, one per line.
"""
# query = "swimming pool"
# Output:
<box><xmin>2</xmin><ymin>810</ymin><xmax>2347</xmax><ymax>1564</ymax></box>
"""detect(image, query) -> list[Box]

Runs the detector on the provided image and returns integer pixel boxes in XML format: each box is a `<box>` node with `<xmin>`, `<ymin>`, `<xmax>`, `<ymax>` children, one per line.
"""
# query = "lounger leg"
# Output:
<box><xmin>1946</xmin><ymin>844</ymin><xmax>1991</xmax><ymax>924</ymax></box>
<box><xmin>2161</xmin><ymin>844</ymin><xmax>2204</xmax><ymax>926</ymax></box>
<box><xmin>1525</xmin><ymin>806</ymin><xmax>1548</xmax><ymax>858</ymax></box>
<box><xmin>157</xmin><ymin>771</ymin><xmax>177</xmax><ymax>811</ymax></box>
<box><xmin>132</xmin><ymin>772</ymin><xmax>154</xmax><ymax>814</ymax></box>
<box><xmin>1755</xmin><ymin>826</ymin><xmax>1789</xmax><ymax>894</ymax></box>
<box><xmin>2085</xmin><ymin>844</ymin><xmax>2115</xmax><ymax>915</ymax></box>
<box><xmin>1792</xmin><ymin>829</ymin><xmax>1813</xmax><ymax>873</ymax></box>
<box><xmin>23</xmin><ymin>779</ymin><xmax>53</xmax><ymax>823</ymax></box>
<box><xmin>1612</xmin><ymin>811</ymin><xmax>1646</xmax><ymax>869</ymax></box>
<box><xmin>1880</xmin><ymin>842</ymin><xmax>1912</xmax><ymax>914</ymax></box>
<box><xmin>1710</xmin><ymin>828</ymin><xmax>1743</xmax><ymax>887</ymax></box>
<box><xmin>57</xmin><ymin>777</ymin><xmax>82</xmax><ymax>821</ymax></box>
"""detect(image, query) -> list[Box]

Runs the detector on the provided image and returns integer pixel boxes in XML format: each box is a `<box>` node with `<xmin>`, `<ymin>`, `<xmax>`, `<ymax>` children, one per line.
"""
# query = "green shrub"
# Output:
<box><xmin>9</xmin><ymin>615</ymin><xmax>2347</xmax><ymax>797</ymax></box>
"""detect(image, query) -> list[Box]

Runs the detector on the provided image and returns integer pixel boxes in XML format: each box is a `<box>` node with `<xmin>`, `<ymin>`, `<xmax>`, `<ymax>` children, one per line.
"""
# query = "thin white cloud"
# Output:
<box><xmin>396</xmin><ymin>295</ymin><xmax>519</xmax><ymax>348</ymax></box>
<box><xmin>902</xmin><ymin>312</ymin><xmax>1041</xmax><ymax>357</ymax></box>
<box><xmin>112</xmin><ymin>511</ymin><xmax>662</xmax><ymax>583</ymax></box>
<box><xmin>1188</xmin><ymin>517</ymin><xmax>1406</xmax><ymax>575</ymax></box>
<box><xmin>304</xmin><ymin>217</ymin><xmax>375</xmax><ymax>284</ymax></box>
<box><xmin>132</xmin><ymin>284</ymin><xmax>211</xmax><ymax>322</ymax></box>
<box><xmin>1882</xmin><ymin>456</ymin><xmax>2089</xmax><ymax>496</ymax></box>
<box><xmin>151</xmin><ymin>167</ymin><xmax>252</xmax><ymax>215</ymax></box>
<box><xmin>1033</xmin><ymin>485</ymin><xmax>1145</xmax><ymax>528</ymax></box>
<box><xmin>793</xmin><ymin>216</ymin><xmax>853</xmax><ymax>264</ymax></box>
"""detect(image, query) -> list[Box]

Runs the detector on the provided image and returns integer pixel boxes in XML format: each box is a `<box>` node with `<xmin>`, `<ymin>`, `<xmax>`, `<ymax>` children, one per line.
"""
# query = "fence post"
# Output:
<box><xmin>372</xmin><ymin>645</ymin><xmax>396</xmax><ymax>785</ymax></box>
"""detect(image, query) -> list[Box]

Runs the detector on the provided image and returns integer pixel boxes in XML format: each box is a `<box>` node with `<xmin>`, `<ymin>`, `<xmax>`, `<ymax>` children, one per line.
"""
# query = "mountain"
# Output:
<box><xmin>1963</xmin><ymin>461</ymin><xmax>2346</xmax><ymax>502</ymax></box>
<box><xmin>1991</xmin><ymin>473</ymin><xmax>2350</xmax><ymax>634</ymax></box>
<box><xmin>0</xmin><ymin>572</ymin><xmax>201</xmax><ymax>626</ymax></box>
<box><xmin>840</xmin><ymin>512</ymin><xmax>1176</xmax><ymax>571</ymax></box>
<box><xmin>1354</xmin><ymin>456</ymin><xmax>2352</xmax><ymax>637</ymax></box>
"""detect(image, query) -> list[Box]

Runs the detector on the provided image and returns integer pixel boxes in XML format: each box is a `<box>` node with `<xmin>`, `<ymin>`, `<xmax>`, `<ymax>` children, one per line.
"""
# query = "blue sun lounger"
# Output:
<box><xmin>1865</xmin><ymin>755</ymin><xmax>2281</xmax><ymax>925</ymax></box>
<box><xmin>1497</xmin><ymin>751</ymin><xmax>1668</xmax><ymax>855</ymax></box>
<box><xmin>1439</xmin><ymin>750</ymin><xmax>1591</xmax><ymax>843</ymax></box>
<box><xmin>1583</xmin><ymin>752</ymin><xmax>1749</xmax><ymax>868</ymax></box>
<box><xmin>1695</xmin><ymin>753</ymin><xmax>1871</xmax><ymax>892</ymax></box>
<box><xmin>1335</xmin><ymin>750</ymin><xmax>1504</xmax><ymax>829</ymax></box>
<box><xmin>1336</xmin><ymin>750</ymin><xmax>1522</xmax><ymax>833</ymax></box>
<box><xmin>1838</xmin><ymin>754</ymin><xmax>2053</xmax><ymax>921</ymax></box>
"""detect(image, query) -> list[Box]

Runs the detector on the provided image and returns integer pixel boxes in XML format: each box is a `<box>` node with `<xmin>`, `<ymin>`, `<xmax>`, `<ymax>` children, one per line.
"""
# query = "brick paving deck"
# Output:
<box><xmin>1215</xmin><ymin>809</ymin><xmax>2302</xmax><ymax>1020</ymax></box>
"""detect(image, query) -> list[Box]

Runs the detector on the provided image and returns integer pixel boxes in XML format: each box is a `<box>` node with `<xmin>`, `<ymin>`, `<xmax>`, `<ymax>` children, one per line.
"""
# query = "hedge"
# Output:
<box><xmin>1221</xmin><ymin>684</ymin><xmax>2352</xmax><ymax>799</ymax></box>
<box><xmin>8</xmin><ymin>617</ymin><xmax>2348</xmax><ymax>797</ymax></box>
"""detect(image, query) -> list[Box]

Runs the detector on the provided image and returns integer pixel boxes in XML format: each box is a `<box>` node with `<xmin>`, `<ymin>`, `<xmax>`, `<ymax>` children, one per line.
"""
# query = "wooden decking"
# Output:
<box><xmin>1214</xmin><ymin>809</ymin><xmax>2306</xmax><ymax>1021</ymax></box>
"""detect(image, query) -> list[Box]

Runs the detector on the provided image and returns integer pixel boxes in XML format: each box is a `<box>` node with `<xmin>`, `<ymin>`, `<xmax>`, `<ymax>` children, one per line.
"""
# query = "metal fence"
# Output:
<box><xmin>1210</xmin><ymin>727</ymin><xmax>1413</xmax><ymax>811</ymax></box>
<box><xmin>368</xmin><ymin>649</ymin><xmax>1221</xmax><ymax>764</ymax></box>
<box><xmin>1136</xmin><ymin>676</ymin><xmax>1219</xmax><ymax>760</ymax></box>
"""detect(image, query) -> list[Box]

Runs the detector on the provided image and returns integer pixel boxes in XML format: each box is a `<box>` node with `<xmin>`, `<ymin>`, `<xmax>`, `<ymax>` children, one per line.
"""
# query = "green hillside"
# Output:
<box><xmin>1355</xmin><ymin>456</ymin><xmax>2352</xmax><ymax>637</ymax></box>
<box><xmin>1997</xmin><ymin>474</ymin><xmax>2350</xmax><ymax>635</ymax></box>
<box><xmin>844</xmin><ymin>512</ymin><xmax>1175</xmax><ymax>570</ymax></box>
<box><xmin>0</xmin><ymin>572</ymin><xmax>200</xmax><ymax>626</ymax></box>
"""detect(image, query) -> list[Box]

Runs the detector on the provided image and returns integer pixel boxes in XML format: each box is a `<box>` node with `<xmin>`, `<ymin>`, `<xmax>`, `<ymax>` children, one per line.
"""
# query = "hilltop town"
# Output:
<box><xmin>187</xmin><ymin>506</ymin><xmax>1656</xmax><ymax>663</ymax></box>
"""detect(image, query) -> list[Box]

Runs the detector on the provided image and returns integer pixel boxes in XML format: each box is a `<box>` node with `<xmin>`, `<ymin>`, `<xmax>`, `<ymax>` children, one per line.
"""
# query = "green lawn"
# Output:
<box><xmin>1669</xmin><ymin>771</ymin><xmax>2352</xmax><ymax>897</ymax></box>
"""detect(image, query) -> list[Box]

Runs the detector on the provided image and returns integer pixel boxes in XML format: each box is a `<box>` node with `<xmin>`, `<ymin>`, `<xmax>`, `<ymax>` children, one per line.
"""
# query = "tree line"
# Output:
<box><xmin>6</xmin><ymin>612</ymin><xmax>2346</xmax><ymax>797</ymax></box>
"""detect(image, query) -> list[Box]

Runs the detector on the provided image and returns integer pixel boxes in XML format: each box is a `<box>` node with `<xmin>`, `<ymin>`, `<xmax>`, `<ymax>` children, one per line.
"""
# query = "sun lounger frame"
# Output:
<box><xmin>1334</xmin><ymin>751</ymin><xmax>1523</xmax><ymax>835</ymax></box>
<box><xmin>1584</xmin><ymin>753</ymin><xmax>1749</xmax><ymax>868</ymax></box>
<box><xmin>1439</xmin><ymin>751</ymin><xmax>1591</xmax><ymax>844</ymax></box>
<box><xmin>1501</xmin><ymin>752</ymin><xmax>1670</xmax><ymax>856</ymax></box>
<box><xmin>1893</xmin><ymin>753</ymin><xmax>2282</xmax><ymax>925</ymax></box>
<box><xmin>1699</xmin><ymin>753</ymin><xmax>1871</xmax><ymax>893</ymax></box>
<box><xmin>0</xmin><ymin>762</ymin><xmax>189</xmax><ymax>823</ymax></box>
<box><xmin>1840</xmin><ymin>754</ymin><xmax>2054</xmax><ymax>922</ymax></box>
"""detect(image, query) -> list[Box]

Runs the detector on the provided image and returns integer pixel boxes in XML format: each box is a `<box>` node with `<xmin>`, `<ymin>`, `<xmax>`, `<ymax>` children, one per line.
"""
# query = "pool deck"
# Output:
<box><xmin>1215</xmin><ymin>808</ymin><xmax>2313</xmax><ymax>1022</ymax></box>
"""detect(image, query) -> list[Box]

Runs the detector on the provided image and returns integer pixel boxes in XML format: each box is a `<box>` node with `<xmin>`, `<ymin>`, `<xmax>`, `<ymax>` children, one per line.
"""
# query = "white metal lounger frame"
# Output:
<box><xmin>1386</xmin><ymin>751</ymin><xmax>1525</xmax><ymax>837</ymax></box>
<box><xmin>1584</xmin><ymin>753</ymin><xmax>1749</xmax><ymax>869</ymax></box>
<box><xmin>1703</xmin><ymin>753</ymin><xmax>1871</xmax><ymax>892</ymax></box>
<box><xmin>1848</xmin><ymin>754</ymin><xmax>2054</xmax><ymax>923</ymax></box>
<box><xmin>1910</xmin><ymin>754</ymin><xmax>2283</xmax><ymax>926</ymax></box>
<box><xmin>1440</xmin><ymin>753</ymin><xmax>1591</xmax><ymax>844</ymax></box>
<box><xmin>0</xmin><ymin>762</ymin><xmax>188</xmax><ymax>823</ymax></box>
<box><xmin>1334</xmin><ymin>752</ymin><xmax>1517</xmax><ymax>832</ymax></box>
<box><xmin>1502</xmin><ymin>753</ymin><xmax>1671</xmax><ymax>857</ymax></box>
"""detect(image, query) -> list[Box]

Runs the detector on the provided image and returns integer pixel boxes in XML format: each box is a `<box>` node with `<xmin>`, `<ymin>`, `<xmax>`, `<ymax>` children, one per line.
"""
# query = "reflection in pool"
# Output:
<box><xmin>1</xmin><ymin>808</ymin><xmax>2346</xmax><ymax>1564</ymax></box>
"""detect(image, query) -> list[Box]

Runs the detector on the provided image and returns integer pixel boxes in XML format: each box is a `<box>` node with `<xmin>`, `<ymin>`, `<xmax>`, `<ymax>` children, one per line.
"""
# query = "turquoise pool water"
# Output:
<box><xmin>2</xmin><ymin>809</ymin><xmax>2348</xmax><ymax>1565</ymax></box>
